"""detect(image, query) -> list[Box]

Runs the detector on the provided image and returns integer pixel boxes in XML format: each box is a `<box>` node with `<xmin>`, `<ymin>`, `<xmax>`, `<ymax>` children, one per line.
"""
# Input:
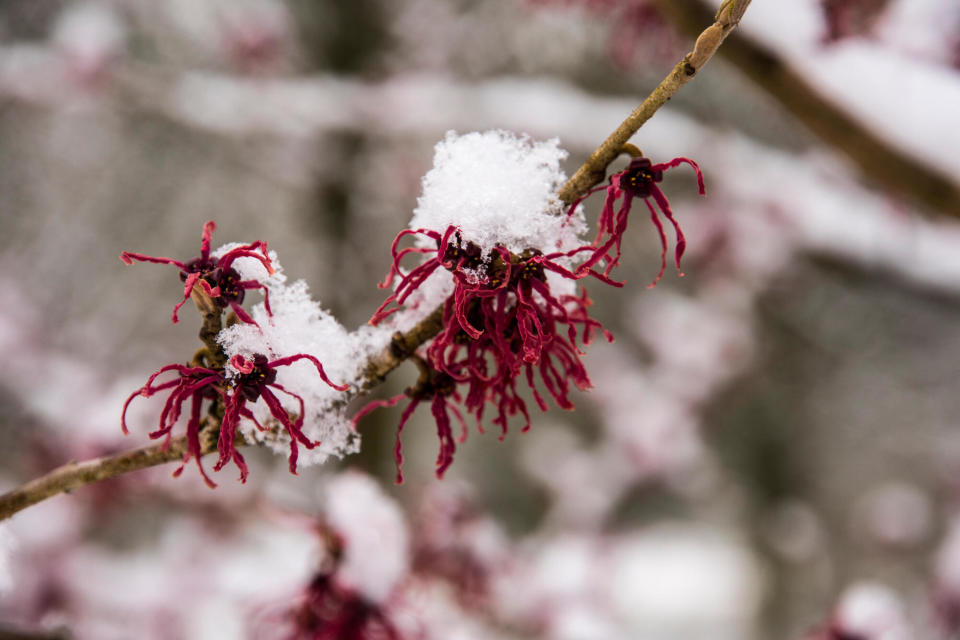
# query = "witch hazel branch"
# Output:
<box><xmin>0</xmin><ymin>0</ymin><xmax>751</xmax><ymax>521</ymax></box>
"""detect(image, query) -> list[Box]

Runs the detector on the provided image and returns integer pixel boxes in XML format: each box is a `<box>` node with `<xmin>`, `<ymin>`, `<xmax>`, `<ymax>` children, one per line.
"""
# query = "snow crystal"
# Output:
<box><xmin>217</xmin><ymin>279</ymin><xmax>362</xmax><ymax>467</ymax></box>
<box><xmin>212</xmin><ymin>242</ymin><xmax>287</xmax><ymax>289</ymax></box>
<box><xmin>325</xmin><ymin>471</ymin><xmax>410</xmax><ymax>604</ymax></box>
<box><xmin>409</xmin><ymin>130</ymin><xmax>586</xmax><ymax>257</ymax></box>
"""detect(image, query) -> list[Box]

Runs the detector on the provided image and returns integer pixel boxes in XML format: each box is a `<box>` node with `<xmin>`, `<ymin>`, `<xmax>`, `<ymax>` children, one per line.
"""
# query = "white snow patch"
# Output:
<box><xmin>607</xmin><ymin>525</ymin><xmax>764</xmax><ymax>634</ymax></box>
<box><xmin>217</xmin><ymin>279</ymin><xmax>361</xmax><ymax>467</ymax></box>
<box><xmin>409</xmin><ymin>130</ymin><xmax>585</xmax><ymax>257</ymax></box>
<box><xmin>835</xmin><ymin>582</ymin><xmax>911</xmax><ymax>640</ymax></box>
<box><xmin>325</xmin><ymin>471</ymin><xmax>410</xmax><ymax>604</ymax></box>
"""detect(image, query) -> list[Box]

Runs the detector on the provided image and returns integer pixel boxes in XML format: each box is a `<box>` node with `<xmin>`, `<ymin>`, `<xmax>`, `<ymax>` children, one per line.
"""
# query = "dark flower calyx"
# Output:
<box><xmin>181</xmin><ymin>264</ymin><xmax>247</xmax><ymax>306</ymax></box>
<box><xmin>621</xmin><ymin>157</ymin><xmax>664</xmax><ymax>197</ymax></box>
<box><xmin>120</xmin><ymin>220</ymin><xmax>274</xmax><ymax>324</ymax></box>
<box><xmin>407</xmin><ymin>368</ymin><xmax>457</xmax><ymax>402</ymax></box>
<box><xmin>443</xmin><ymin>233</ymin><xmax>484</xmax><ymax>270</ymax></box>
<box><xmin>230</xmin><ymin>353</ymin><xmax>278</xmax><ymax>400</ymax></box>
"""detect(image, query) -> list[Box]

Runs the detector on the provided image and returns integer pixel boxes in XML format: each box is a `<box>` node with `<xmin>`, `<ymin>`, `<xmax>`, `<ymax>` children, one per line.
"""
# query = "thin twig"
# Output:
<box><xmin>557</xmin><ymin>0</ymin><xmax>752</xmax><ymax>204</ymax></box>
<box><xmin>651</xmin><ymin>0</ymin><xmax>960</xmax><ymax>217</ymax></box>
<box><xmin>192</xmin><ymin>287</ymin><xmax>227</xmax><ymax>370</ymax></box>
<box><xmin>0</xmin><ymin>428</ymin><xmax>210</xmax><ymax>521</ymax></box>
<box><xmin>360</xmin><ymin>306</ymin><xmax>445</xmax><ymax>394</ymax></box>
<box><xmin>0</xmin><ymin>2</ymin><xmax>752</xmax><ymax>521</ymax></box>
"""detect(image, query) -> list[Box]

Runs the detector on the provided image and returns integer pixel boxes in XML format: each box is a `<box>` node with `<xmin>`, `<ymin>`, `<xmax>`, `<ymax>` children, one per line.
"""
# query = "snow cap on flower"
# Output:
<box><xmin>361</xmin><ymin>131</ymin><xmax>616</xmax><ymax>480</ymax></box>
<box><xmin>325</xmin><ymin>471</ymin><xmax>410</xmax><ymax>605</ymax></box>
<box><xmin>217</xmin><ymin>280</ymin><xmax>360</xmax><ymax>468</ymax></box>
<box><xmin>410</xmin><ymin>130</ymin><xmax>586</xmax><ymax>257</ymax></box>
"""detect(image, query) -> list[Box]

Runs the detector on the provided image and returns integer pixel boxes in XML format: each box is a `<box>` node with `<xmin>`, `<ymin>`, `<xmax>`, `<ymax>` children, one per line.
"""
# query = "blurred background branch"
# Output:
<box><xmin>652</xmin><ymin>0</ymin><xmax>960</xmax><ymax>217</ymax></box>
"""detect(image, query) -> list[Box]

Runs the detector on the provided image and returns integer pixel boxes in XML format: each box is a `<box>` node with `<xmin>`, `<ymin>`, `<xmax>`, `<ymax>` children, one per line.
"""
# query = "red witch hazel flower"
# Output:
<box><xmin>355</xmin><ymin>131</ymin><xmax>622</xmax><ymax>482</ymax></box>
<box><xmin>352</xmin><ymin>358</ymin><xmax>465</xmax><ymax>484</ymax></box>
<box><xmin>123</xmin><ymin>352</ymin><xmax>348</xmax><ymax>485</ymax></box>
<box><xmin>120</xmin><ymin>220</ymin><xmax>275</xmax><ymax>324</ymax></box>
<box><xmin>568</xmin><ymin>153</ymin><xmax>705</xmax><ymax>286</ymax></box>
<box><xmin>359</xmin><ymin>225</ymin><xmax>615</xmax><ymax>485</ymax></box>
<box><xmin>122</xmin><ymin>362</ymin><xmax>223</xmax><ymax>488</ymax></box>
<box><xmin>219</xmin><ymin>353</ymin><xmax>349</xmax><ymax>479</ymax></box>
<box><xmin>273</xmin><ymin>473</ymin><xmax>409</xmax><ymax>639</ymax></box>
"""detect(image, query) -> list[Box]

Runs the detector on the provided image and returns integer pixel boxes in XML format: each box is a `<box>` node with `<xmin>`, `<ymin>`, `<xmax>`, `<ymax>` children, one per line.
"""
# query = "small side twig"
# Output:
<box><xmin>557</xmin><ymin>0</ymin><xmax>752</xmax><ymax>204</ymax></box>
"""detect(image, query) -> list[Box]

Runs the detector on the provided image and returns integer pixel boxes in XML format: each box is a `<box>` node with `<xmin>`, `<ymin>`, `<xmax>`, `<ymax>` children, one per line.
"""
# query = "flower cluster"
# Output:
<box><xmin>121</xmin><ymin>222</ymin><xmax>350</xmax><ymax>485</ymax></box>
<box><xmin>362</xmin><ymin>224</ymin><xmax>614</xmax><ymax>482</ymax></box>
<box><xmin>354</xmin><ymin>132</ymin><xmax>706</xmax><ymax>483</ymax></box>
<box><xmin>120</xmin><ymin>220</ymin><xmax>275</xmax><ymax>324</ymax></box>
<box><xmin>219</xmin><ymin>353</ymin><xmax>348</xmax><ymax>477</ymax></box>
<box><xmin>119</xmin><ymin>132</ymin><xmax>704</xmax><ymax>487</ymax></box>
<box><xmin>275</xmin><ymin>472</ymin><xmax>409</xmax><ymax>639</ymax></box>
<box><xmin>121</xmin><ymin>362</ymin><xmax>222</xmax><ymax>487</ymax></box>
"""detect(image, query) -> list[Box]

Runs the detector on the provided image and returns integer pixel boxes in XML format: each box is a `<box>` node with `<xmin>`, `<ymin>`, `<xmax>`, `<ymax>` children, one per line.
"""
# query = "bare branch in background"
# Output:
<box><xmin>652</xmin><ymin>0</ymin><xmax>960</xmax><ymax>217</ymax></box>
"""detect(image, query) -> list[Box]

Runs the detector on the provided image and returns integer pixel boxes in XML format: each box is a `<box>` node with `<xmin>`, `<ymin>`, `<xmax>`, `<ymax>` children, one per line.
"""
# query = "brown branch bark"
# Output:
<box><xmin>360</xmin><ymin>306</ymin><xmax>445</xmax><ymax>394</ymax></box>
<box><xmin>0</xmin><ymin>1</ymin><xmax>754</xmax><ymax>522</ymax></box>
<box><xmin>0</xmin><ymin>432</ymin><xmax>206</xmax><ymax>521</ymax></box>
<box><xmin>557</xmin><ymin>0</ymin><xmax>752</xmax><ymax>204</ymax></box>
<box><xmin>651</xmin><ymin>0</ymin><xmax>960</xmax><ymax>218</ymax></box>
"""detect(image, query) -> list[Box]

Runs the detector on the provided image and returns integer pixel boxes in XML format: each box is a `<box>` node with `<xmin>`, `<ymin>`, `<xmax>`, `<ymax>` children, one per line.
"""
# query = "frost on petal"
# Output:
<box><xmin>218</xmin><ymin>280</ymin><xmax>360</xmax><ymax>468</ymax></box>
<box><xmin>325</xmin><ymin>471</ymin><xmax>410</xmax><ymax>605</ymax></box>
<box><xmin>212</xmin><ymin>243</ymin><xmax>286</xmax><ymax>289</ymax></box>
<box><xmin>410</xmin><ymin>130</ymin><xmax>586</xmax><ymax>257</ymax></box>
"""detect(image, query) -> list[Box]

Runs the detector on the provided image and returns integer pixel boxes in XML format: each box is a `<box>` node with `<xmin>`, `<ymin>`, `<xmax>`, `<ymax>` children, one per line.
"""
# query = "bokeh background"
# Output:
<box><xmin>1</xmin><ymin>0</ymin><xmax>959</xmax><ymax>638</ymax></box>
